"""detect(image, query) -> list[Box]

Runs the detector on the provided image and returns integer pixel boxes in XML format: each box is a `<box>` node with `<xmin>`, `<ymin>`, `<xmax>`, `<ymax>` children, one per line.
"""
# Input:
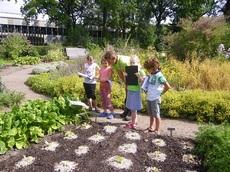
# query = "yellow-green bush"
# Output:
<box><xmin>111</xmin><ymin>82</ymin><xmax>126</xmax><ymax>109</ymax></box>
<box><xmin>162</xmin><ymin>89</ymin><xmax>230</xmax><ymax>123</ymax></box>
<box><xmin>162</xmin><ymin>58</ymin><xmax>230</xmax><ymax>91</ymax></box>
<box><xmin>54</xmin><ymin>74</ymin><xmax>84</xmax><ymax>97</ymax></box>
<box><xmin>25</xmin><ymin>73</ymin><xmax>56</xmax><ymax>96</ymax></box>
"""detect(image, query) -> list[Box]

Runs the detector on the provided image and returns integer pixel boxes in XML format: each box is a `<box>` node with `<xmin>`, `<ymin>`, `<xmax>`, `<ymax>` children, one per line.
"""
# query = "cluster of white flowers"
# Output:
<box><xmin>104</xmin><ymin>125</ymin><xmax>117</xmax><ymax>134</ymax></box>
<box><xmin>41</xmin><ymin>141</ymin><xmax>59</xmax><ymax>151</ymax></box>
<box><xmin>15</xmin><ymin>155</ymin><xmax>35</xmax><ymax>168</ymax></box>
<box><xmin>217</xmin><ymin>44</ymin><xmax>230</xmax><ymax>58</ymax></box>
<box><xmin>54</xmin><ymin>160</ymin><xmax>78</xmax><ymax>172</ymax></box>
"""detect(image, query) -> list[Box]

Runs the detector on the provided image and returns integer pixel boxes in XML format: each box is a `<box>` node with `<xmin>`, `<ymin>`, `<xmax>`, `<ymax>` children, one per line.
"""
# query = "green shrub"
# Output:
<box><xmin>195</xmin><ymin>123</ymin><xmax>230</xmax><ymax>172</ymax></box>
<box><xmin>111</xmin><ymin>82</ymin><xmax>126</xmax><ymax>109</ymax></box>
<box><xmin>162</xmin><ymin>89</ymin><xmax>230</xmax><ymax>123</ymax></box>
<box><xmin>45</xmin><ymin>49</ymin><xmax>65</xmax><ymax>61</ymax></box>
<box><xmin>25</xmin><ymin>73</ymin><xmax>56</xmax><ymax>96</ymax></box>
<box><xmin>164</xmin><ymin>16</ymin><xmax>230</xmax><ymax>61</ymax></box>
<box><xmin>13</xmin><ymin>56</ymin><xmax>41</xmax><ymax>65</ymax></box>
<box><xmin>0</xmin><ymin>91</ymin><xmax>25</xmax><ymax>109</ymax></box>
<box><xmin>34</xmin><ymin>46</ymin><xmax>49</xmax><ymax>56</ymax></box>
<box><xmin>54</xmin><ymin>74</ymin><xmax>85</xmax><ymax>98</ymax></box>
<box><xmin>1</xmin><ymin>33</ymin><xmax>38</xmax><ymax>59</ymax></box>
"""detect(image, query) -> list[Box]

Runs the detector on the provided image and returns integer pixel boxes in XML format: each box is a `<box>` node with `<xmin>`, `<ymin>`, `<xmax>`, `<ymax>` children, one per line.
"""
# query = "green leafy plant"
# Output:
<box><xmin>0</xmin><ymin>95</ymin><xmax>88</xmax><ymax>154</ymax></box>
<box><xmin>13</xmin><ymin>56</ymin><xmax>41</xmax><ymax>65</ymax></box>
<box><xmin>1</xmin><ymin>33</ymin><xmax>38</xmax><ymax>59</ymax></box>
<box><xmin>195</xmin><ymin>123</ymin><xmax>230</xmax><ymax>172</ymax></box>
<box><xmin>0</xmin><ymin>91</ymin><xmax>25</xmax><ymax>108</ymax></box>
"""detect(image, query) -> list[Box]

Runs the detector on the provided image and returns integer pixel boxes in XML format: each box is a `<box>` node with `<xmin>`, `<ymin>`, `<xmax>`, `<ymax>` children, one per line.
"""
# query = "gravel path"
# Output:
<box><xmin>1</xmin><ymin>65</ymin><xmax>50</xmax><ymax>101</ymax></box>
<box><xmin>0</xmin><ymin>65</ymin><xmax>200</xmax><ymax>138</ymax></box>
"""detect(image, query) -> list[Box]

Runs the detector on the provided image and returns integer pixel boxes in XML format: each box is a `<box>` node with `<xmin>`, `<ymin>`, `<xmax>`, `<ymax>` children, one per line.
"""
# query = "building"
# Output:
<box><xmin>0</xmin><ymin>12</ymin><xmax>65</xmax><ymax>45</ymax></box>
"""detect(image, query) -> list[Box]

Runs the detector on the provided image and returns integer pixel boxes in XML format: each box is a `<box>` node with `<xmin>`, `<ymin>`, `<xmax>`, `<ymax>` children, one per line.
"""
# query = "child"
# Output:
<box><xmin>103</xmin><ymin>50</ymin><xmax>131</xmax><ymax>119</ymax></box>
<box><xmin>124</xmin><ymin>55</ymin><xmax>146</xmax><ymax>129</ymax></box>
<box><xmin>143</xmin><ymin>57</ymin><xmax>170</xmax><ymax>135</ymax></box>
<box><xmin>97</xmin><ymin>58</ymin><xmax>115</xmax><ymax>119</ymax></box>
<box><xmin>81</xmin><ymin>55</ymin><xmax>100</xmax><ymax>113</ymax></box>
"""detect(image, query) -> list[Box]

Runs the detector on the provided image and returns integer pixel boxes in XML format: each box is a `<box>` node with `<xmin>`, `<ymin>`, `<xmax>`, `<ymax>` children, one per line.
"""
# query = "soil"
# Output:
<box><xmin>0</xmin><ymin>64</ymin><xmax>204</xmax><ymax>172</ymax></box>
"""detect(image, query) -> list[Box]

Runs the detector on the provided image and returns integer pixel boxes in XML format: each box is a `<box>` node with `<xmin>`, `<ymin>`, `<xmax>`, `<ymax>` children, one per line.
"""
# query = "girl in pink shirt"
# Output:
<box><xmin>98</xmin><ymin>58</ymin><xmax>115</xmax><ymax>119</ymax></box>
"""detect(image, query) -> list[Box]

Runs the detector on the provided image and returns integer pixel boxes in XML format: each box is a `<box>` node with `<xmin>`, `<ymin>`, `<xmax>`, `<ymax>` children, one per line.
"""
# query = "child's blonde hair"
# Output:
<box><xmin>130</xmin><ymin>55</ymin><xmax>140</xmax><ymax>64</ymax></box>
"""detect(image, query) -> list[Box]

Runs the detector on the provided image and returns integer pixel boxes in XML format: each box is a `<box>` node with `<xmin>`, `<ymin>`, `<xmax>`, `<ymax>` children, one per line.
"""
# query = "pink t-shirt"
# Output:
<box><xmin>100</xmin><ymin>66</ymin><xmax>112</xmax><ymax>79</ymax></box>
<box><xmin>100</xmin><ymin>66</ymin><xmax>112</xmax><ymax>88</ymax></box>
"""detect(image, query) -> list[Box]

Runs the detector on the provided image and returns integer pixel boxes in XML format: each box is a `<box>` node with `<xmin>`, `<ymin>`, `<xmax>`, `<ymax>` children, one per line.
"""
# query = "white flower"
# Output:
<box><xmin>15</xmin><ymin>155</ymin><xmax>35</xmax><ymax>168</ymax></box>
<box><xmin>41</xmin><ymin>141</ymin><xmax>59</xmax><ymax>151</ymax></box>
<box><xmin>81</xmin><ymin>122</ymin><xmax>91</xmax><ymax>129</ymax></box>
<box><xmin>106</xmin><ymin>156</ymin><xmax>132</xmax><ymax>169</ymax></box>
<box><xmin>118</xmin><ymin>143</ymin><xmax>137</xmax><ymax>154</ymax></box>
<box><xmin>64</xmin><ymin>131</ymin><xmax>78</xmax><ymax>140</ymax></box>
<box><xmin>146</xmin><ymin>166</ymin><xmax>161</xmax><ymax>172</ymax></box>
<box><xmin>54</xmin><ymin>160</ymin><xmax>78</xmax><ymax>172</ymax></box>
<box><xmin>104</xmin><ymin>125</ymin><xmax>117</xmax><ymax>134</ymax></box>
<box><xmin>182</xmin><ymin>154</ymin><xmax>197</xmax><ymax>164</ymax></box>
<box><xmin>75</xmin><ymin>145</ymin><xmax>89</xmax><ymax>155</ymax></box>
<box><xmin>152</xmin><ymin>139</ymin><xmax>166</xmax><ymax>147</ymax></box>
<box><xmin>125</xmin><ymin>131</ymin><xmax>141</xmax><ymax>140</ymax></box>
<box><xmin>147</xmin><ymin>151</ymin><xmax>167</xmax><ymax>162</ymax></box>
<box><xmin>88</xmin><ymin>132</ymin><xmax>105</xmax><ymax>143</ymax></box>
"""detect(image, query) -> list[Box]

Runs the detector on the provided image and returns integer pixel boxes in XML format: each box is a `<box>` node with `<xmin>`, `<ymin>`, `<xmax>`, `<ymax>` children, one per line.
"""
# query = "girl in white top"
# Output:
<box><xmin>81</xmin><ymin>55</ymin><xmax>100</xmax><ymax>112</ymax></box>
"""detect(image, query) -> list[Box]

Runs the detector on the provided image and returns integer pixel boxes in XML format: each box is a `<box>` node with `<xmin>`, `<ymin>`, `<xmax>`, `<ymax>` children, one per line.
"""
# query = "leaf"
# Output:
<box><xmin>0</xmin><ymin>140</ymin><xmax>8</xmax><ymax>155</ymax></box>
<box><xmin>8</xmin><ymin>128</ymin><xmax>17</xmax><ymax>136</ymax></box>
<box><xmin>29</xmin><ymin>126</ymin><xmax>44</xmax><ymax>137</ymax></box>
<box><xmin>15</xmin><ymin>141</ymin><xmax>24</xmax><ymax>149</ymax></box>
<box><xmin>15</xmin><ymin>134</ymin><xmax>30</xmax><ymax>149</ymax></box>
<box><xmin>30</xmin><ymin>135</ymin><xmax>39</xmax><ymax>143</ymax></box>
<box><xmin>7</xmin><ymin>136</ymin><xmax>15</xmax><ymax>149</ymax></box>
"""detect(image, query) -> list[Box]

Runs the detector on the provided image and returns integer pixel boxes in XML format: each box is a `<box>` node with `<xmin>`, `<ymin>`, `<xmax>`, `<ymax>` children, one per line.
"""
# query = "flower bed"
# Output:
<box><xmin>0</xmin><ymin>122</ymin><xmax>204</xmax><ymax>172</ymax></box>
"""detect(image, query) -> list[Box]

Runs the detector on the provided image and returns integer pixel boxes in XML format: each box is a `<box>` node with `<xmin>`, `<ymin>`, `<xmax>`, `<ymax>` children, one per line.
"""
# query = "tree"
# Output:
<box><xmin>4</xmin><ymin>0</ymin><xmax>229</xmax><ymax>49</ymax></box>
<box><xmin>164</xmin><ymin>16</ymin><xmax>230</xmax><ymax>61</ymax></box>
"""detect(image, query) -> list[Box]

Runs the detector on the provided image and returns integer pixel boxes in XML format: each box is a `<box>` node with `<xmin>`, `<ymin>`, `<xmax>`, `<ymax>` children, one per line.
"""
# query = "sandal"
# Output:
<box><xmin>124</xmin><ymin>122</ymin><xmax>136</xmax><ymax>129</ymax></box>
<box><xmin>144</xmin><ymin>127</ymin><xmax>155</xmax><ymax>133</ymax></box>
<box><xmin>95</xmin><ymin>108</ymin><xmax>100</xmax><ymax>113</ymax></box>
<box><xmin>127</xmin><ymin>121</ymin><xmax>137</xmax><ymax>126</ymax></box>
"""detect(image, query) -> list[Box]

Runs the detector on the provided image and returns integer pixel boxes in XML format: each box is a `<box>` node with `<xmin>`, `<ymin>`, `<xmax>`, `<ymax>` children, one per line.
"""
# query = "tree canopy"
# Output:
<box><xmin>3</xmin><ymin>0</ymin><xmax>230</xmax><ymax>49</ymax></box>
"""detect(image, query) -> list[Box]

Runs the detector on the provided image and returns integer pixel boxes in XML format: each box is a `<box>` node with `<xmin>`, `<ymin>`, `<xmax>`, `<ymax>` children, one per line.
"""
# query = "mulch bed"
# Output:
<box><xmin>0</xmin><ymin>122</ymin><xmax>205</xmax><ymax>172</ymax></box>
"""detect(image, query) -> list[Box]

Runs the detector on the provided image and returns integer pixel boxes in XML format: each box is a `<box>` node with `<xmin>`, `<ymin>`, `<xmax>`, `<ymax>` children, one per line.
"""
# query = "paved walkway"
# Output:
<box><xmin>0</xmin><ymin>65</ymin><xmax>200</xmax><ymax>138</ymax></box>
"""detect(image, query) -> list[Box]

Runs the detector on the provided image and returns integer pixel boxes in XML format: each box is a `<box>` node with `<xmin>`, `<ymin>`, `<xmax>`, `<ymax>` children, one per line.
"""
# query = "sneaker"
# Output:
<box><xmin>123</xmin><ymin>116</ymin><xmax>131</xmax><ymax>121</ymax></box>
<box><xmin>120</xmin><ymin>108</ymin><xmax>131</xmax><ymax>118</ymax></box>
<box><xmin>107</xmin><ymin>114</ymin><xmax>115</xmax><ymax>119</ymax></box>
<box><xmin>99</xmin><ymin>112</ymin><xmax>108</xmax><ymax>117</ymax></box>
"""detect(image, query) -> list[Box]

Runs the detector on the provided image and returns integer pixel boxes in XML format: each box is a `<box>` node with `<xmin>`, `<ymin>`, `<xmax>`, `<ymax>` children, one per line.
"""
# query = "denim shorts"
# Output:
<box><xmin>147</xmin><ymin>99</ymin><xmax>161</xmax><ymax>118</ymax></box>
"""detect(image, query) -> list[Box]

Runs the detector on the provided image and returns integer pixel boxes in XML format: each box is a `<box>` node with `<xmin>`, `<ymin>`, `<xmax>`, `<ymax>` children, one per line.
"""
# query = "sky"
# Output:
<box><xmin>0</xmin><ymin>0</ymin><xmax>23</xmax><ymax>14</ymax></box>
<box><xmin>0</xmin><ymin>0</ymin><xmax>48</xmax><ymax>20</ymax></box>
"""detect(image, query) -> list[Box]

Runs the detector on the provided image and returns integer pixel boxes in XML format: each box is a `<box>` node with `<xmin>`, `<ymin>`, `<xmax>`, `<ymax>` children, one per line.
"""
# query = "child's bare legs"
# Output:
<box><xmin>92</xmin><ymin>99</ymin><xmax>99</xmax><ymax>111</ymax></box>
<box><xmin>88</xmin><ymin>98</ymin><xmax>93</xmax><ymax>110</ymax></box>
<box><xmin>149</xmin><ymin>115</ymin><xmax>155</xmax><ymax>130</ymax></box>
<box><xmin>155</xmin><ymin>117</ymin><xmax>161</xmax><ymax>134</ymax></box>
<box><xmin>124</xmin><ymin>110</ymin><xmax>137</xmax><ymax>129</ymax></box>
<box><xmin>131</xmin><ymin>110</ymin><xmax>137</xmax><ymax>126</ymax></box>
